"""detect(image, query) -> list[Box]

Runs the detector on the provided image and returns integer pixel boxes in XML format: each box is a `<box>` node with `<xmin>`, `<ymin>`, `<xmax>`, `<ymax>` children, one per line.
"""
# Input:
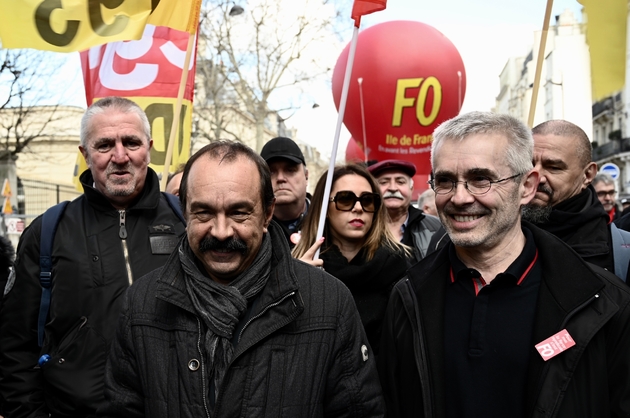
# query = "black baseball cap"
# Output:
<box><xmin>260</xmin><ymin>137</ymin><xmax>305</xmax><ymax>165</ymax></box>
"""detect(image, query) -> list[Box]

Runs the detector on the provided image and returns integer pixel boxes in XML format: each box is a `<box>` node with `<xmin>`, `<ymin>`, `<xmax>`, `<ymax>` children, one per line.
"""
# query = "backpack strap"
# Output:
<box><xmin>162</xmin><ymin>192</ymin><xmax>185</xmax><ymax>224</ymax></box>
<box><xmin>610</xmin><ymin>223</ymin><xmax>630</xmax><ymax>282</ymax></box>
<box><xmin>38</xmin><ymin>201</ymin><xmax>69</xmax><ymax>347</ymax></box>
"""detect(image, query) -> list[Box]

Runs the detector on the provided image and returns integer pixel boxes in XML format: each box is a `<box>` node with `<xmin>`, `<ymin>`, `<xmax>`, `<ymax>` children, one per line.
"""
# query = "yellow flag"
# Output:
<box><xmin>0</xmin><ymin>0</ymin><xmax>201</xmax><ymax>52</ymax></box>
<box><xmin>2</xmin><ymin>197</ymin><xmax>12</xmax><ymax>215</ymax></box>
<box><xmin>578</xmin><ymin>0</ymin><xmax>627</xmax><ymax>100</ymax></box>
<box><xmin>72</xmin><ymin>150</ymin><xmax>88</xmax><ymax>193</ymax></box>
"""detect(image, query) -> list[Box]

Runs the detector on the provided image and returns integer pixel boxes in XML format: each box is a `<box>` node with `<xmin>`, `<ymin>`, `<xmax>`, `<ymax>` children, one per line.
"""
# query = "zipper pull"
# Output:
<box><xmin>119</xmin><ymin>210</ymin><xmax>127</xmax><ymax>239</ymax></box>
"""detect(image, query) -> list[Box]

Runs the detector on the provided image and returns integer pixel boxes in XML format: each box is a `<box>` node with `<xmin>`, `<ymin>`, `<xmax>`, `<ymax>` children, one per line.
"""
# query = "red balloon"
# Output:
<box><xmin>345</xmin><ymin>137</ymin><xmax>366</xmax><ymax>163</ymax></box>
<box><xmin>332</xmin><ymin>21</ymin><xmax>466</xmax><ymax>175</ymax></box>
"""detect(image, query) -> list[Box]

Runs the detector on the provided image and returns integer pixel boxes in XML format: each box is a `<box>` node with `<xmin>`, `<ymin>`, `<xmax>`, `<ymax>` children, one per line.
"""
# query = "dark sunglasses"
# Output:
<box><xmin>330</xmin><ymin>191</ymin><xmax>381</xmax><ymax>213</ymax></box>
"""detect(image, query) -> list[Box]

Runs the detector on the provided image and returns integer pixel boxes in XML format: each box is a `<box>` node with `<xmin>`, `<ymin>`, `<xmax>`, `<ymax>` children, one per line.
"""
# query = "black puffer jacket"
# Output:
<box><xmin>0</xmin><ymin>168</ymin><xmax>186</xmax><ymax>418</ymax></box>
<box><xmin>100</xmin><ymin>222</ymin><xmax>385</xmax><ymax>418</ymax></box>
<box><xmin>379</xmin><ymin>223</ymin><xmax>630</xmax><ymax>418</ymax></box>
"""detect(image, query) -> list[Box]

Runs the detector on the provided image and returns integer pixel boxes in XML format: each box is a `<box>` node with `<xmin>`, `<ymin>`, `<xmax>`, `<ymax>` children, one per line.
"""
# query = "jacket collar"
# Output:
<box><xmin>155</xmin><ymin>221</ymin><xmax>303</xmax><ymax>332</ymax></box>
<box><xmin>79</xmin><ymin>167</ymin><xmax>161</xmax><ymax>212</ymax></box>
<box><xmin>405</xmin><ymin>205</ymin><xmax>425</xmax><ymax>227</ymax></box>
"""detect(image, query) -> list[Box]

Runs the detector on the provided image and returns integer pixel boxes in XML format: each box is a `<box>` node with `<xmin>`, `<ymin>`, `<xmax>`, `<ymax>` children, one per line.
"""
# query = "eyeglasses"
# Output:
<box><xmin>330</xmin><ymin>191</ymin><xmax>381</xmax><ymax>212</ymax></box>
<box><xmin>428</xmin><ymin>173</ymin><xmax>523</xmax><ymax>195</ymax></box>
<box><xmin>596</xmin><ymin>190</ymin><xmax>616</xmax><ymax>198</ymax></box>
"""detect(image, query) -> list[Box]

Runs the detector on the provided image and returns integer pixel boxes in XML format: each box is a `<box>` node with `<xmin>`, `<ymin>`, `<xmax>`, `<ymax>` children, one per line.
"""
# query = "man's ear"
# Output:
<box><xmin>520</xmin><ymin>169</ymin><xmax>540</xmax><ymax>205</ymax></box>
<box><xmin>304</xmin><ymin>166</ymin><xmax>309</xmax><ymax>181</ymax></box>
<box><xmin>79</xmin><ymin>145</ymin><xmax>90</xmax><ymax>168</ymax></box>
<box><xmin>583</xmin><ymin>162</ymin><xmax>597</xmax><ymax>186</ymax></box>
<box><xmin>262</xmin><ymin>198</ymin><xmax>276</xmax><ymax>233</ymax></box>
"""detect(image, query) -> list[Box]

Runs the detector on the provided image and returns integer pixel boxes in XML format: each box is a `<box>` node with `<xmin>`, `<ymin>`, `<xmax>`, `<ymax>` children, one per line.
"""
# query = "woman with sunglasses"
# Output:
<box><xmin>293</xmin><ymin>164</ymin><xmax>409</xmax><ymax>355</ymax></box>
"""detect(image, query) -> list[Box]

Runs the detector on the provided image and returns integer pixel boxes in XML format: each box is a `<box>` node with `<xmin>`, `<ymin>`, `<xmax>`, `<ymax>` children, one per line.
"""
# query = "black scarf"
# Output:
<box><xmin>536</xmin><ymin>186</ymin><xmax>611</xmax><ymax>260</ymax></box>
<box><xmin>179</xmin><ymin>233</ymin><xmax>272</xmax><ymax>401</ymax></box>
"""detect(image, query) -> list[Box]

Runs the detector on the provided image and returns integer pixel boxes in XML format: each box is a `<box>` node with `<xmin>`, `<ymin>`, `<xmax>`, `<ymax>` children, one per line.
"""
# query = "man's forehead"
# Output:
<box><xmin>594</xmin><ymin>182</ymin><xmax>615</xmax><ymax>190</ymax></box>
<box><xmin>377</xmin><ymin>170</ymin><xmax>410</xmax><ymax>180</ymax></box>
<box><xmin>434</xmin><ymin>166</ymin><xmax>498</xmax><ymax>178</ymax></box>
<box><xmin>88</xmin><ymin>113</ymin><xmax>147</xmax><ymax>140</ymax></box>
<box><xmin>189</xmin><ymin>156</ymin><xmax>261</xmax><ymax>198</ymax></box>
<box><xmin>534</xmin><ymin>134</ymin><xmax>578</xmax><ymax>152</ymax></box>
<box><xmin>533</xmin><ymin>144</ymin><xmax>579</xmax><ymax>166</ymax></box>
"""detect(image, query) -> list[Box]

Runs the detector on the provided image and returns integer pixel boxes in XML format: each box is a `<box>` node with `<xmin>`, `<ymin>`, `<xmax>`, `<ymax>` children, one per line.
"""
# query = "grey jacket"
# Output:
<box><xmin>402</xmin><ymin>206</ymin><xmax>442</xmax><ymax>263</ymax></box>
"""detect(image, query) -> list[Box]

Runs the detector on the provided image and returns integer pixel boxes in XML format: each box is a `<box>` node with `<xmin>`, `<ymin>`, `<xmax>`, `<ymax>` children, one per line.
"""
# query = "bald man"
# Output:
<box><xmin>523</xmin><ymin>119</ymin><xmax>630</xmax><ymax>280</ymax></box>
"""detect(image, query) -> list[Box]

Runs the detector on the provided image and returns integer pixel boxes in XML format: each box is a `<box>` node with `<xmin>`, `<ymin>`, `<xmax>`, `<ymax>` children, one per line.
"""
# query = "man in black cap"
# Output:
<box><xmin>260</xmin><ymin>137</ymin><xmax>310</xmax><ymax>246</ymax></box>
<box><xmin>368</xmin><ymin>159</ymin><xmax>441</xmax><ymax>263</ymax></box>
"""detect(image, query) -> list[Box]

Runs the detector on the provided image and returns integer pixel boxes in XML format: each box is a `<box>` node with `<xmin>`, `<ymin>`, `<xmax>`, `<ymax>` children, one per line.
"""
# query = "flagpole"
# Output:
<box><xmin>160</xmin><ymin>31</ymin><xmax>196</xmax><ymax>191</ymax></box>
<box><xmin>527</xmin><ymin>0</ymin><xmax>554</xmax><ymax>128</ymax></box>
<box><xmin>358</xmin><ymin>77</ymin><xmax>368</xmax><ymax>163</ymax></box>
<box><xmin>313</xmin><ymin>25</ymin><xmax>360</xmax><ymax>259</ymax></box>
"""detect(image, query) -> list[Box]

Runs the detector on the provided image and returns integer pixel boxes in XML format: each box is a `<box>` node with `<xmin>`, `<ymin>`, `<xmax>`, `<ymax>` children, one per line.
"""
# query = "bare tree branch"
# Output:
<box><xmin>0</xmin><ymin>49</ymin><xmax>70</xmax><ymax>160</ymax></box>
<box><xmin>195</xmin><ymin>0</ymin><xmax>346</xmax><ymax>151</ymax></box>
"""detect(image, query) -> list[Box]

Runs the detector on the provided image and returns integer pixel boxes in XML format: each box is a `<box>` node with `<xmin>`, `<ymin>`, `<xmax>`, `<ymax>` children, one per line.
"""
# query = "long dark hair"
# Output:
<box><xmin>293</xmin><ymin>163</ymin><xmax>406</xmax><ymax>261</ymax></box>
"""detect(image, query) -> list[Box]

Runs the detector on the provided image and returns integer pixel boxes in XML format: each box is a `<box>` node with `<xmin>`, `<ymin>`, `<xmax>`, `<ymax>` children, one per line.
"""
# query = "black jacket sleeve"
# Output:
<box><xmin>0</xmin><ymin>220</ymin><xmax>49</xmax><ymax>417</ymax></box>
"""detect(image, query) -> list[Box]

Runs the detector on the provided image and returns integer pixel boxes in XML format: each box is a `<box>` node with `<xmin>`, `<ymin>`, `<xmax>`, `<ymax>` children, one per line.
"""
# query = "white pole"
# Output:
<box><xmin>314</xmin><ymin>25</ymin><xmax>360</xmax><ymax>259</ymax></box>
<box><xmin>457</xmin><ymin>71</ymin><xmax>462</xmax><ymax>112</ymax></box>
<box><xmin>358</xmin><ymin>77</ymin><xmax>368</xmax><ymax>163</ymax></box>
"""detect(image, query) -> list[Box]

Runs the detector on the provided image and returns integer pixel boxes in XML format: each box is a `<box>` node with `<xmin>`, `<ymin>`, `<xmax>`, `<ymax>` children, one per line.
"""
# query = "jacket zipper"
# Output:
<box><xmin>196</xmin><ymin>317</ymin><xmax>211</xmax><ymax>418</ymax></box>
<box><xmin>213</xmin><ymin>291</ymin><xmax>297</xmax><ymax>414</ymax></box>
<box><xmin>237</xmin><ymin>291</ymin><xmax>296</xmax><ymax>344</ymax></box>
<box><xmin>118</xmin><ymin>210</ymin><xmax>133</xmax><ymax>285</ymax></box>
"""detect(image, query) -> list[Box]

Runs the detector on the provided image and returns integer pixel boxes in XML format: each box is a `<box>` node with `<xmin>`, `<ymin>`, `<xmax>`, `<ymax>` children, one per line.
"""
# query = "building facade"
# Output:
<box><xmin>495</xmin><ymin>9</ymin><xmax>592</xmax><ymax>136</ymax></box>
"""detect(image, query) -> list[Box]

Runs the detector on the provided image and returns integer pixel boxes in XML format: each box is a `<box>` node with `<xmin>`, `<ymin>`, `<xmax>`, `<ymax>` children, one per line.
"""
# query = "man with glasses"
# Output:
<box><xmin>368</xmin><ymin>160</ymin><xmax>441</xmax><ymax>263</ymax></box>
<box><xmin>593</xmin><ymin>172</ymin><xmax>619</xmax><ymax>223</ymax></box>
<box><xmin>379</xmin><ymin>111</ymin><xmax>630</xmax><ymax>417</ymax></box>
<box><xmin>522</xmin><ymin>120</ymin><xmax>629</xmax><ymax>279</ymax></box>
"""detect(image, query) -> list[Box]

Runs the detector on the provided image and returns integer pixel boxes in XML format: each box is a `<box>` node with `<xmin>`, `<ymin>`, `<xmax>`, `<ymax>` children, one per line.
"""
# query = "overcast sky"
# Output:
<box><xmin>290</xmin><ymin>0</ymin><xmax>585</xmax><ymax>159</ymax></box>
<box><xmin>35</xmin><ymin>0</ymin><xmax>586</xmax><ymax>160</ymax></box>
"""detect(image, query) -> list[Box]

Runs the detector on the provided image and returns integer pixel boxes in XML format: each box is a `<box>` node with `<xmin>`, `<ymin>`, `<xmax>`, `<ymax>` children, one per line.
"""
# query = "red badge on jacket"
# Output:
<box><xmin>535</xmin><ymin>329</ymin><xmax>576</xmax><ymax>361</ymax></box>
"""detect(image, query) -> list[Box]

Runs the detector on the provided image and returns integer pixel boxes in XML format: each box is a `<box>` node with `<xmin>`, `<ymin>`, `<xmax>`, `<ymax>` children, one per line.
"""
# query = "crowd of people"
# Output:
<box><xmin>0</xmin><ymin>97</ymin><xmax>630</xmax><ymax>417</ymax></box>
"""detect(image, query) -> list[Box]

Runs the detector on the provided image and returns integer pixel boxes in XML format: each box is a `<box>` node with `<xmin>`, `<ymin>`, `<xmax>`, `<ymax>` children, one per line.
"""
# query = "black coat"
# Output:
<box><xmin>99</xmin><ymin>222</ymin><xmax>385</xmax><ymax>418</ymax></box>
<box><xmin>0</xmin><ymin>169</ymin><xmax>186</xmax><ymax>418</ymax></box>
<box><xmin>378</xmin><ymin>223</ymin><xmax>630</xmax><ymax>418</ymax></box>
<box><xmin>320</xmin><ymin>244</ymin><xmax>408</xmax><ymax>356</ymax></box>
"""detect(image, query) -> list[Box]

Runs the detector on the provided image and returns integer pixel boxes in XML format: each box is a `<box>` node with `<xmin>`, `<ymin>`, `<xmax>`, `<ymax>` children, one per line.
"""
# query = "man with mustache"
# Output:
<box><xmin>379</xmin><ymin>111</ymin><xmax>630</xmax><ymax>417</ymax></box>
<box><xmin>99</xmin><ymin>141</ymin><xmax>385</xmax><ymax>417</ymax></box>
<box><xmin>0</xmin><ymin>97</ymin><xmax>186</xmax><ymax>417</ymax></box>
<box><xmin>369</xmin><ymin>159</ymin><xmax>441</xmax><ymax>263</ymax></box>
<box><xmin>522</xmin><ymin>119</ymin><xmax>629</xmax><ymax>279</ymax></box>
